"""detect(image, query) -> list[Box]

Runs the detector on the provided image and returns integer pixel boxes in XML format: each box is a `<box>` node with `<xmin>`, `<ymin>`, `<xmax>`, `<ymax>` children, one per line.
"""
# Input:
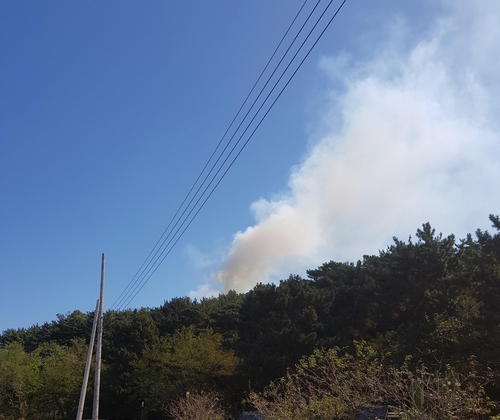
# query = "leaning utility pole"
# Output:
<box><xmin>93</xmin><ymin>253</ymin><xmax>105</xmax><ymax>420</ymax></box>
<box><xmin>75</xmin><ymin>299</ymin><xmax>100</xmax><ymax>420</ymax></box>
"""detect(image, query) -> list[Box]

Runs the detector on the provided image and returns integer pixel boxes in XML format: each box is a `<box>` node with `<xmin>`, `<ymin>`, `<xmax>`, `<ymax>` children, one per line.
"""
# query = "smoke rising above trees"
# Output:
<box><xmin>209</xmin><ymin>0</ymin><xmax>500</xmax><ymax>295</ymax></box>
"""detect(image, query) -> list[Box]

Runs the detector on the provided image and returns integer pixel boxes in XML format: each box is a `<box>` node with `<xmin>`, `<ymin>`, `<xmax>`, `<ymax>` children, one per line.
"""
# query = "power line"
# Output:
<box><xmin>110</xmin><ymin>0</ymin><xmax>310</xmax><ymax>311</ymax></box>
<box><xmin>112</xmin><ymin>0</ymin><xmax>349</xmax><ymax>311</ymax></box>
<box><xmin>115</xmin><ymin>0</ymin><xmax>348</xmax><ymax>311</ymax></box>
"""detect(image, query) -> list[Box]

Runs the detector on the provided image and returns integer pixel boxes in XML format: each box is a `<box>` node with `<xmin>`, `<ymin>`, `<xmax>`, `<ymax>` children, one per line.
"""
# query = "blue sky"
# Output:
<box><xmin>1</xmin><ymin>0</ymin><xmax>499</xmax><ymax>332</ymax></box>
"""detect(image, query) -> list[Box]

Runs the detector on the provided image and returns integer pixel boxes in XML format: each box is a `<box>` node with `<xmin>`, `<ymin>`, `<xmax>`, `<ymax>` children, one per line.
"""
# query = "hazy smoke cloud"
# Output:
<box><xmin>210</xmin><ymin>0</ymin><xmax>500</xmax><ymax>293</ymax></box>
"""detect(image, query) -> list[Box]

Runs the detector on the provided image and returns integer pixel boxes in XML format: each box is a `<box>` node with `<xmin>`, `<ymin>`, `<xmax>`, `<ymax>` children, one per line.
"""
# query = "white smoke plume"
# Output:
<box><xmin>209</xmin><ymin>0</ymin><xmax>500</xmax><ymax>293</ymax></box>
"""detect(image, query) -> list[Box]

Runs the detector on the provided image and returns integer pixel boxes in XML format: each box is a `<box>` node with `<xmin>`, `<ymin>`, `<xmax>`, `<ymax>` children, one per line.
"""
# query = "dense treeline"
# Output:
<box><xmin>1</xmin><ymin>215</ymin><xmax>499</xmax><ymax>419</ymax></box>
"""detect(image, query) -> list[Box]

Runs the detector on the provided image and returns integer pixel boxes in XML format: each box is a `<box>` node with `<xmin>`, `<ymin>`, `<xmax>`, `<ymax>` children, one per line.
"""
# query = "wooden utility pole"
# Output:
<box><xmin>75</xmin><ymin>299</ymin><xmax>100</xmax><ymax>420</ymax></box>
<box><xmin>92</xmin><ymin>253</ymin><xmax>105</xmax><ymax>420</ymax></box>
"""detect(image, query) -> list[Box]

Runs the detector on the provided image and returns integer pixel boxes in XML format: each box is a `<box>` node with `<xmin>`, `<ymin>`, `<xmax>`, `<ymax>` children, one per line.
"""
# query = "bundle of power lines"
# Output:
<box><xmin>110</xmin><ymin>0</ymin><xmax>348</xmax><ymax>311</ymax></box>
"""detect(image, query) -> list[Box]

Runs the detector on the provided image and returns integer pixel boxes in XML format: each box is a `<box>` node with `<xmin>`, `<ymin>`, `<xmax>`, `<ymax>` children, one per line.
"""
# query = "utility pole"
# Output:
<box><xmin>76</xmin><ymin>299</ymin><xmax>100</xmax><ymax>420</ymax></box>
<box><xmin>92</xmin><ymin>253</ymin><xmax>105</xmax><ymax>420</ymax></box>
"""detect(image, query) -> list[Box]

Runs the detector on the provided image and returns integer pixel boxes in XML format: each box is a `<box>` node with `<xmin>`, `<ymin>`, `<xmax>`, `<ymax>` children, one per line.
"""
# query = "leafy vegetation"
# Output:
<box><xmin>249</xmin><ymin>343</ymin><xmax>492</xmax><ymax>419</ymax></box>
<box><xmin>1</xmin><ymin>215</ymin><xmax>499</xmax><ymax>419</ymax></box>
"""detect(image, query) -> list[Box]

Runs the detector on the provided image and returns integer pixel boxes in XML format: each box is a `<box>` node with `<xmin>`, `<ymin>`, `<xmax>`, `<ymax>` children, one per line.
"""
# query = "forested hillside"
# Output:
<box><xmin>1</xmin><ymin>216</ymin><xmax>500</xmax><ymax>419</ymax></box>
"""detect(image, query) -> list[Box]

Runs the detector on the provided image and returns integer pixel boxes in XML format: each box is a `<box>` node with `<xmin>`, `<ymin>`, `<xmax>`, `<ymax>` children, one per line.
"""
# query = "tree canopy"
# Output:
<box><xmin>1</xmin><ymin>215</ymin><xmax>499</xmax><ymax>419</ymax></box>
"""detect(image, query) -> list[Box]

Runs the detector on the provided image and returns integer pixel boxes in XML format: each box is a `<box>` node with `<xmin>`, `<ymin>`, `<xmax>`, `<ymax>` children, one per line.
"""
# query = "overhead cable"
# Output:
<box><xmin>111</xmin><ymin>0</ymin><xmax>349</xmax><ymax>311</ymax></box>
<box><xmin>110</xmin><ymin>0</ymin><xmax>310</xmax><ymax>311</ymax></box>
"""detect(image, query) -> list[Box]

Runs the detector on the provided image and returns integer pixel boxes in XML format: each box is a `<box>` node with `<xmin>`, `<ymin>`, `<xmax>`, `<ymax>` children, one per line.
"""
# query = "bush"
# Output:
<box><xmin>167</xmin><ymin>391</ymin><xmax>231</xmax><ymax>420</ymax></box>
<box><xmin>249</xmin><ymin>343</ymin><xmax>493</xmax><ymax>419</ymax></box>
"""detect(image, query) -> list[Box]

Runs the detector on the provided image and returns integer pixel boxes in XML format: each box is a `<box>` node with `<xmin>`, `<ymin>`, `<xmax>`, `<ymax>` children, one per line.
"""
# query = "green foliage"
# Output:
<box><xmin>0</xmin><ymin>340</ymin><xmax>86</xmax><ymax>420</ymax></box>
<box><xmin>237</xmin><ymin>276</ymin><xmax>332</xmax><ymax>389</ymax></box>
<box><xmin>167</xmin><ymin>326</ymin><xmax>241</xmax><ymax>398</ymax></box>
<box><xmin>1</xmin><ymin>216</ymin><xmax>499</xmax><ymax>418</ymax></box>
<box><xmin>100</xmin><ymin>313</ymin><xmax>240</xmax><ymax>417</ymax></box>
<box><xmin>250</xmin><ymin>343</ymin><xmax>493</xmax><ymax>419</ymax></box>
<box><xmin>100</xmin><ymin>308</ymin><xmax>163</xmax><ymax>418</ymax></box>
<box><xmin>35</xmin><ymin>339</ymin><xmax>87</xmax><ymax>420</ymax></box>
<box><xmin>0</xmin><ymin>342</ymin><xmax>40</xmax><ymax>420</ymax></box>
